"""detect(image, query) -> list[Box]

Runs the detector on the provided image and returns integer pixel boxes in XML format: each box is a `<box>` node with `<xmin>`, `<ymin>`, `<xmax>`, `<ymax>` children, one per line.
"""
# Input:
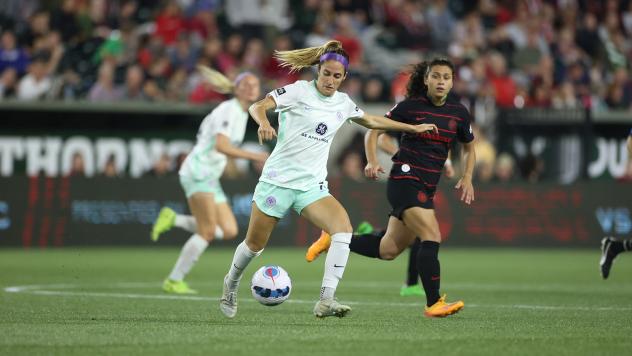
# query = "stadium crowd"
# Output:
<box><xmin>1</xmin><ymin>0</ymin><xmax>631</xmax><ymax>182</ymax></box>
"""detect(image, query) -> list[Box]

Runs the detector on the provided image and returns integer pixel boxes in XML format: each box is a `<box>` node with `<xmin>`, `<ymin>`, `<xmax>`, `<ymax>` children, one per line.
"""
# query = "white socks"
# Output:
<box><xmin>226</xmin><ymin>241</ymin><xmax>262</xmax><ymax>289</ymax></box>
<box><xmin>174</xmin><ymin>214</ymin><xmax>197</xmax><ymax>232</ymax></box>
<box><xmin>320</xmin><ymin>232</ymin><xmax>352</xmax><ymax>300</ymax></box>
<box><xmin>168</xmin><ymin>234</ymin><xmax>209</xmax><ymax>281</ymax></box>
<box><xmin>174</xmin><ymin>214</ymin><xmax>224</xmax><ymax>240</ymax></box>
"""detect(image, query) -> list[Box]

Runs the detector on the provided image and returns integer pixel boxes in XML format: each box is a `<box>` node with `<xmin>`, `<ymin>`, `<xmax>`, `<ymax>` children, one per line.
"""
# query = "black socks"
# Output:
<box><xmin>349</xmin><ymin>230</ymin><xmax>386</xmax><ymax>258</ymax></box>
<box><xmin>406</xmin><ymin>239</ymin><xmax>421</xmax><ymax>286</ymax></box>
<box><xmin>417</xmin><ymin>240</ymin><xmax>441</xmax><ymax>306</ymax></box>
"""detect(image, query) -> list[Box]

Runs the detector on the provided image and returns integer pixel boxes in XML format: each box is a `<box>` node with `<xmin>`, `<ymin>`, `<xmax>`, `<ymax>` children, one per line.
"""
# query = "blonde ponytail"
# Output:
<box><xmin>273</xmin><ymin>40</ymin><xmax>344</xmax><ymax>73</ymax></box>
<box><xmin>196</xmin><ymin>65</ymin><xmax>234</xmax><ymax>94</ymax></box>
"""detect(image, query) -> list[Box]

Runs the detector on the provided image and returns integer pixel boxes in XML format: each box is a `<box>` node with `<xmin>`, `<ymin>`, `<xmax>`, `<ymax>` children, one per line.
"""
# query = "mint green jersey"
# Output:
<box><xmin>179</xmin><ymin>98</ymin><xmax>248</xmax><ymax>180</ymax></box>
<box><xmin>260</xmin><ymin>80</ymin><xmax>365</xmax><ymax>191</ymax></box>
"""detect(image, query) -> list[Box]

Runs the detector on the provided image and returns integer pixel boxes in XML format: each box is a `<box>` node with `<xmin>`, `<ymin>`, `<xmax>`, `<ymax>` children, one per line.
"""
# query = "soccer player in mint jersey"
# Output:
<box><xmin>219</xmin><ymin>40</ymin><xmax>439</xmax><ymax>319</ymax></box>
<box><xmin>600</xmin><ymin>128</ymin><xmax>632</xmax><ymax>279</ymax></box>
<box><xmin>307</xmin><ymin>59</ymin><xmax>476</xmax><ymax>317</ymax></box>
<box><xmin>151</xmin><ymin>66</ymin><xmax>268</xmax><ymax>294</ymax></box>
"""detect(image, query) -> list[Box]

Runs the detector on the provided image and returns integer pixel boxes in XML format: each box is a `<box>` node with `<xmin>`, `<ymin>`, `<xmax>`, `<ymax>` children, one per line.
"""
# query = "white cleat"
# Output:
<box><xmin>219</xmin><ymin>275</ymin><xmax>238</xmax><ymax>318</ymax></box>
<box><xmin>313</xmin><ymin>299</ymin><xmax>352</xmax><ymax>318</ymax></box>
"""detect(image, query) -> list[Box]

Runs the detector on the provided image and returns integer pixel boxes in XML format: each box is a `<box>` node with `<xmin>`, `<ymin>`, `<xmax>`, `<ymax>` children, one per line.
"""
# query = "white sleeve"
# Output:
<box><xmin>345</xmin><ymin>97</ymin><xmax>365</xmax><ymax>120</ymax></box>
<box><xmin>268</xmin><ymin>81</ymin><xmax>302</xmax><ymax>110</ymax></box>
<box><xmin>199</xmin><ymin>103</ymin><xmax>232</xmax><ymax>139</ymax></box>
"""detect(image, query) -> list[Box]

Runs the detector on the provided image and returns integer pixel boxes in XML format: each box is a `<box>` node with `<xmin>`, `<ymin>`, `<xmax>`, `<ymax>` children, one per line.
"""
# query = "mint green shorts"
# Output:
<box><xmin>179</xmin><ymin>175</ymin><xmax>227</xmax><ymax>204</ymax></box>
<box><xmin>252</xmin><ymin>181</ymin><xmax>330</xmax><ymax>218</ymax></box>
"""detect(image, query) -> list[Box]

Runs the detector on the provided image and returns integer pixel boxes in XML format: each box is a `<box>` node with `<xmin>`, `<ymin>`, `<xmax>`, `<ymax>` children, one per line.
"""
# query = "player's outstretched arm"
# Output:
<box><xmin>377</xmin><ymin>132</ymin><xmax>398</xmax><ymax>156</ymax></box>
<box><xmin>215</xmin><ymin>134</ymin><xmax>269</xmax><ymax>162</ymax></box>
<box><xmin>352</xmin><ymin>113</ymin><xmax>438</xmax><ymax>135</ymax></box>
<box><xmin>364</xmin><ymin>129</ymin><xmax>385</xmax><ymax>180</ymax></box>
<box><xmin>455</xmin><ymin>141</ymin><xmax>476</xmax><ymax>205</ymax></box>
<box><xmin>248</xmin><ymin>95</ymin><xmax>278</xmax><ymax>144</ymax></box>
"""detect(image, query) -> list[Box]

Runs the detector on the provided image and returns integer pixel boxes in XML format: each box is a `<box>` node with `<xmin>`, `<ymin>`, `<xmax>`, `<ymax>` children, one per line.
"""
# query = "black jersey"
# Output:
<box><xmin>385</xmin><ymin>96</ymin><xmax>474</xmax><ymax>190</ymax></box>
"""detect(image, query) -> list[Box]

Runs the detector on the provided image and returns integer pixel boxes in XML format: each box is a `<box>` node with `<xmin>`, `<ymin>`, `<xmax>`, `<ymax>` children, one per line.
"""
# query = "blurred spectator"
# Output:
<box><xmin>168</xmin><ymin>34</ymin><xmax>197</xmax><ymax>72</ymax></box>
<box><xmin>362</xmin><ymin>76</ymin><xmax>386</xmax><ymax>103</ymax></box>
<box><xmin>0</xmin><ymin>0</ymin><xmax>630</xmax><ymax>117</ymax></box>
<box><xmin>50</xmin><ymin>0</ymin><xmax>80</xmax><ymax>44</ymax></box>
<box><xmin>16</xmin><ymin>54</ymin><xmax>51</xmax><ymax>100</ymax></box>
<box><xmin>241</xmin><ymin>38</ymin><xmax>265</xmax><ymax>73</ymax></box>
<box><xmin>101</xmin><ymin>154</ymin><xmax>121</xmax><ymax>178</ymax></box>
<box><xmin>0</xmin><ymin>67</ymin><xmax>17</xmax><ymax>98</ymax></box>
<box><xmin>519</xmin><ymin>153</ymin><xmax>545</xmax><ymax>183</ymax></box>
<box><xmin>263</xmin><ymin>34</ymin><xmax>299</xmax><ymax>86</ymax></box>
<box><xmin>426</xmin><ymin>0</ymin><xmax>457</xmax><ymax>50</ymax></box>
<box><xmin>147</xmin><ymin>153</ymin><xmax>172</xmax><ymax>177</ymax></box>
<box><xmin>153</xmin><ymin>1</ymin><xmax>186</xmax><ymax>47</ymax></box>
<box><xmin>187</xmin><ymin>7</ymin><xmax>218</xmax><ymax>46</ymax></box>
<box><xmin>472</xmin><ymin>125</ymin><xmax>496</xmax><ymax>183</ymax></box>
<box><xmin>494</xmin><ymin>152</ymin><xmax>516</xmax><ymax>183</ymax></box>
<box><xmin>332</xmin><ymin>12</ymin><xmax>363</xmax><ymax>66</ymax></box>
<box><xmin>487</xmin><ymin>51</ymin><xmax>517</xmax><ymax>108</ymax></box>
<box><xmin>122</xmin><ymin>64</ymin><xmax>146</xmax><ymax>101</ymax></box>
<box><xmin>216</xmin><ymin>33</ymin><xmax>242</xmax><ymax>73</ymax></box>
<box><xmin>88</xmin><ymin>62</ymin><xmax>123</xmax><ymax>102</ymax></box>
<box><xmin>0</xmin><ymin>30</ymin><xmax>30</xmax><ymax>76</ymax></box>
<box><xmin>552</xmin><ymin>81</ymin><xmax>580</xmax><ymax>109</ymax></box>
<box><xmin>165</xmin><ymin>67</ymin><xmax>188</xmax><ymax>101</ymax></box>
<box><xmin>69</xmin><ymin>152</ymin><xmax>86</xmax><ymax>177</ymax></box>
<box><xmin>224</xmin><ymin>0</ymin><xmax>291</xmax><ymax>43</ymax></box>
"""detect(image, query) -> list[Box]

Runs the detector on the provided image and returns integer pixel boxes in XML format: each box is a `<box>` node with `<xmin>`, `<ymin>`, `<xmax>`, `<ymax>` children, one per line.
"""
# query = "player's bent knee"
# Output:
<box><xmin>379</xmin><ymin>249</ymin><xmax>400</xmax><ymax>260</ymax></box>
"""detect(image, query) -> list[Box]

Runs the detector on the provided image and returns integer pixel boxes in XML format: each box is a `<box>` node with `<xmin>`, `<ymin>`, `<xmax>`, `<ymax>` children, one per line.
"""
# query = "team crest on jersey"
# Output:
<box><xmin>276</xmin><ymin>88</ymin><xmax>286</xmax><ymax>95</ymax></box>
<box><xmin>315</xmin><ymin>122</ymin><xmax>328</xmax><ymax>135</ymax></box>
<box><xmin>448</xmin><ymin>119</ymin><xmax>457</xmax><ymax>131</ymax></box>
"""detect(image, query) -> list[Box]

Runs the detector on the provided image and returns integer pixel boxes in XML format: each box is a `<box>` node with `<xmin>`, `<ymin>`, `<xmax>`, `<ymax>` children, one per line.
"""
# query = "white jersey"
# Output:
<box><xmin>179</xmin><ymin>98</ymin><xmax>248</xmax><ymax>180</ymax></box>
<box><xmin>261</xmin><ymin>80</ymin><xmax>365</xmax><ymax>190</ymax></box>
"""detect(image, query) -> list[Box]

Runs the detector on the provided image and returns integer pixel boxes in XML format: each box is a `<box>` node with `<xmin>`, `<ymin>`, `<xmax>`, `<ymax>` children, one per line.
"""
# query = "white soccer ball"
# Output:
<box><xmin>250</xmin><ymin>265</ymin><xmax>292</xmax><ymax>306</ymax></box>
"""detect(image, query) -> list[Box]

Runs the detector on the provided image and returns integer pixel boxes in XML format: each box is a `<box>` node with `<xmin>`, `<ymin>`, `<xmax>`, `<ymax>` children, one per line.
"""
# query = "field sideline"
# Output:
<box><xmin>1</xmin><ymin>247</ymin><xmax>631</xmax><ymax>355</ymax></box>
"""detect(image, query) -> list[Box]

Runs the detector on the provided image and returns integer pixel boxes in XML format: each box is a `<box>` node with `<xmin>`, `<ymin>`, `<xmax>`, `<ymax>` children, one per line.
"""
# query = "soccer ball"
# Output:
<box><xmin>250</xmin><ymin>265</ymin><xmax>292</xmax><ymax>306</ymax></box>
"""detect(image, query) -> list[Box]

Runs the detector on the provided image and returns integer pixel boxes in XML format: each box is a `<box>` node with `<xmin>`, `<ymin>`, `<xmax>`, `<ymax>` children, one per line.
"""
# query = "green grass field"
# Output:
<box><xmin>1</xmin><ymin>247</ymin><xmax>631</xmax><ymax>355</ymax></box>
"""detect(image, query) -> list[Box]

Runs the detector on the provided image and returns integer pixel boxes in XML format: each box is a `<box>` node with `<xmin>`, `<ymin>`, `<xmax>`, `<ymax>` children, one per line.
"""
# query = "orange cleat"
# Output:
<box><xmin>305</xmin><ymin>230</ymin><xmax>332</xmax><ymax>262</ymax></box>
<box><xmin>423</xmin><ymin>294</ymin><xmax>464</xmax><ymax>318</ymax></box>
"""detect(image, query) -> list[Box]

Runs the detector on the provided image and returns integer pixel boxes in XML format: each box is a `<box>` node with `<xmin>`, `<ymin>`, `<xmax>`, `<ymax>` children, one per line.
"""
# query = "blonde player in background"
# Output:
<box><xmin>218</xmin><ymin>40</ymin><xmax>439</xmax><ymax>319</ymax></box>
<box><xmin>152</xmin><ymin>66</ymin><xmax>268</xmax><ymax>294</ymax></box>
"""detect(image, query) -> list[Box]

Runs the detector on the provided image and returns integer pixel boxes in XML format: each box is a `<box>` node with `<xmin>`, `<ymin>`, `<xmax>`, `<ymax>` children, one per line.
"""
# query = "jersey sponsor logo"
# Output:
<box><xmin>275</xmin><ymin>88</ymin><xmax>286</xmax><ymax>96</ymax></box>
<box><xmin>315</xmin><ymin>122</ymin><xmax>328</xmax><ymax>135</ymax></box>
<box><xmin>401</xmin><ymin>164</ymin><xmax>411</xmax><ymax>173</ymax></box>
<box><xmin>265</xmin><ymin>196</ymin><xmax>277</xmax><ymax>207</ymax></box>
<box><xmin>418</xmin><ymin>132</ymin><xmax>452</xmax><ymax>143</ymax></box>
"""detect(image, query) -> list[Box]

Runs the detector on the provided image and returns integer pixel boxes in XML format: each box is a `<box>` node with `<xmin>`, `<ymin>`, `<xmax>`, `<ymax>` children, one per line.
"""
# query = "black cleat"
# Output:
<box><xmin>600</xmin><ymin>237</ymin><xmax>621</xmax><ymax>279</ymax></box>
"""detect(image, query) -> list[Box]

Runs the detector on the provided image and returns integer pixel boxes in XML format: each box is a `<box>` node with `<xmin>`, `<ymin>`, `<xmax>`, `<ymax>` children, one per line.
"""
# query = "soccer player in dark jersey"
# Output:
<box><xmin>600</xmin><ymin>128</ymin><xmax>632</xmax><ymax>279</ymax></box>
<box><xmin>306</xmin><ymin>58</ymin><xmax>476</xmax><ymax>317</ymax></box>
<box><xmin>356</xmin><ymin>132</ymin><xmax>455</xmax><ymax>297</ymax></box>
